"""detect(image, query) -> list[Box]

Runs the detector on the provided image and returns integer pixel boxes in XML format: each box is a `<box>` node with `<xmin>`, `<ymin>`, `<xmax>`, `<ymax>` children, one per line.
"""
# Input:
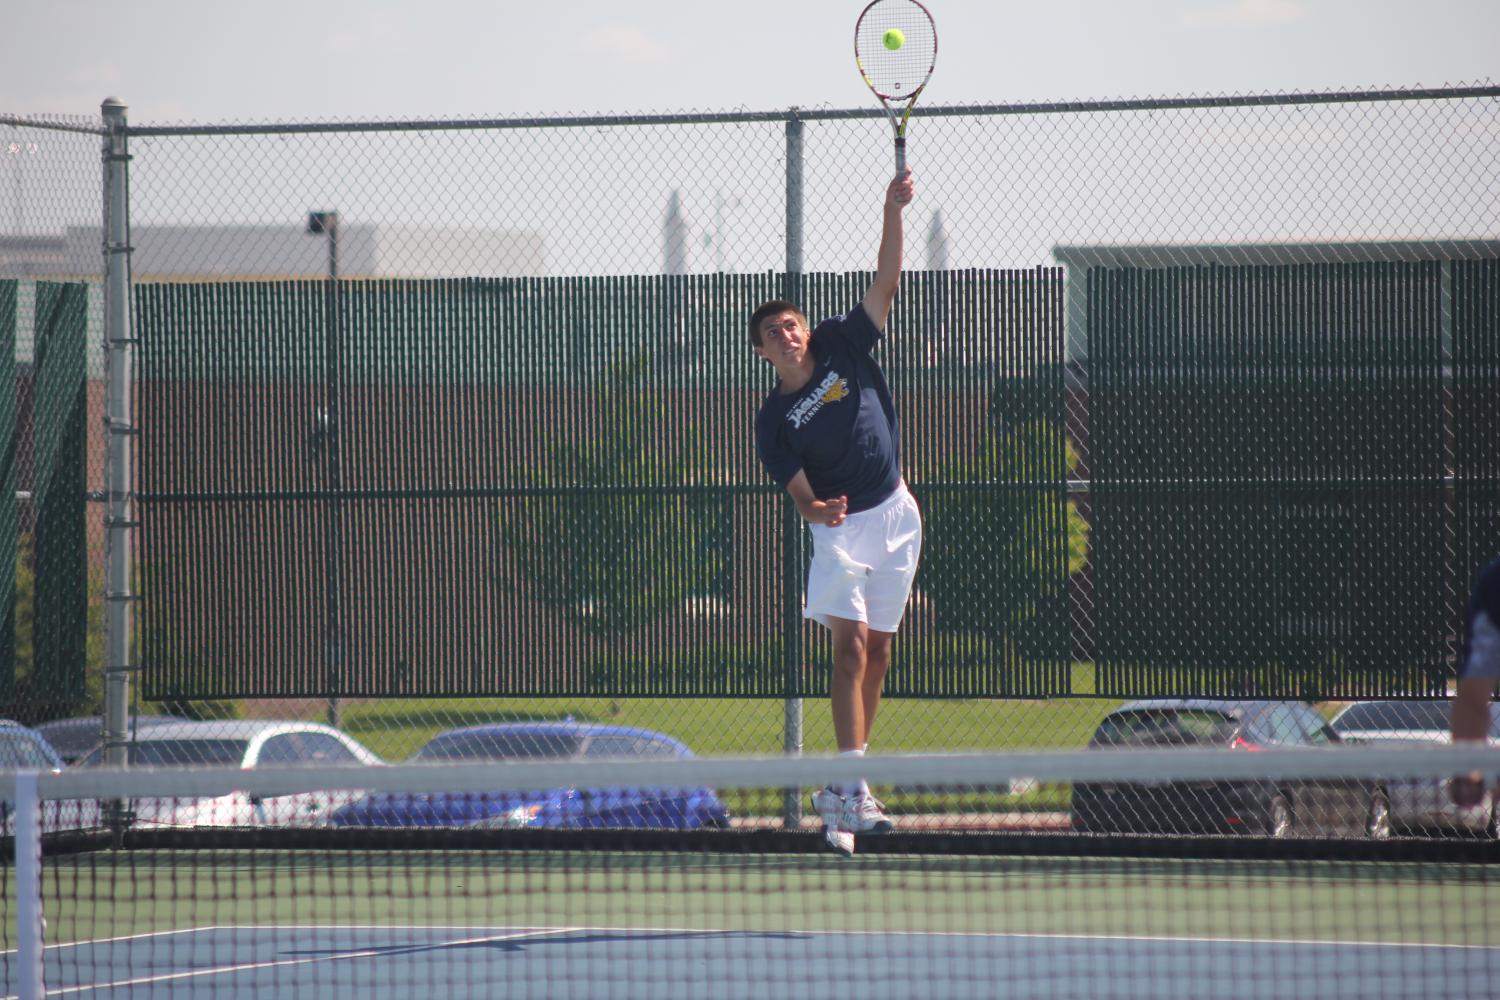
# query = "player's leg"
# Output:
<box><xmin>860</xmin><ymin>628</ymin><xmax>893</xmax><ymax>745</ymax></box>
<box><xmin>829</xmin><ymin>615</ymin><xmax>870</xmax><ymax>752</ymax></box>
<box><xmin>1451</xmin><ymin>677</ymin><xmax>1498</xmax><ymax>807</ymax></box>
<box><xmin>839</xmin><ymin>626</ymin><xmax>896</xmax><ymax>836</ymax></box>
<box><xmin>810</xmin><ymin>613</ymin><xmax>870</xmax><ymax>855</ymax></box>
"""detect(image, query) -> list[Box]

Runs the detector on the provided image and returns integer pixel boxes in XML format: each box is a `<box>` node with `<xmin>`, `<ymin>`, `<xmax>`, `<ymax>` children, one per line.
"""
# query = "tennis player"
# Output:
<box><xmin>751</xmin><ymin>170</ymin><xmax>922</xmax><ymax>855</ymax></box>
<box><xmin>1451</xmin><ymin>556</ymin><xmax>1500</xmax><ymax>808</ymax></box>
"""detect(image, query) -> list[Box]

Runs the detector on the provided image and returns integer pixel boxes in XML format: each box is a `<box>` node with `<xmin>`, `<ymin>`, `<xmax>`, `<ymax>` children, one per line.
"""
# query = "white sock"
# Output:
<box><xmin>859</xmin><ymin>744</ymin><xmax>871</xmax><ymax>796</ymax></box>
<box><xmin>837</xmin><ymin>748</ymin><xmax>864</xmax><ymax>799</ymax></box>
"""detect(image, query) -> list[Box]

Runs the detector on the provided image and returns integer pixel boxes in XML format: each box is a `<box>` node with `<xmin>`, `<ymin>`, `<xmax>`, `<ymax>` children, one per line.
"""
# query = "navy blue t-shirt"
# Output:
<box><xmin>1459</xmin><ymin>557</ymin><xmax>1500</xmax><ymax>681</ymax></box>
<box><xmin>755</xmin><ymin>303</ymin><xmax>901</xmax><ymax>514</ymax></box>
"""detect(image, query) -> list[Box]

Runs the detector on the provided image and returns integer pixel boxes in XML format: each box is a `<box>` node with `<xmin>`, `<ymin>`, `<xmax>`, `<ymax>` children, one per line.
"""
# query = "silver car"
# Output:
<box><xmin>1</xmin><ymin>720</ymin><xmax>101</xmax><ymax>834</ymax></box>
<box><xmin>77</xmin><ymin>720</ymin><xmax>383</xmax><ymax>828</ymax></box>
<box><xmin>1330</xmin><ymin>700</ymin><xmax>1500</xmax><ymax>837</ymax></box>
<box><xmin>34</xmin><ymin>715</ymin><xmax>176</xmax><ymax>765</ymax></box>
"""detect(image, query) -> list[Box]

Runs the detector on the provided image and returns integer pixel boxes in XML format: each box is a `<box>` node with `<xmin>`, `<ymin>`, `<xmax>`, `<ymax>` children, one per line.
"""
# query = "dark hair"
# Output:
<box><xmin>748</xmin><ymin>300</ymin><xmax>807</xmax><ymax>348</ymax></box>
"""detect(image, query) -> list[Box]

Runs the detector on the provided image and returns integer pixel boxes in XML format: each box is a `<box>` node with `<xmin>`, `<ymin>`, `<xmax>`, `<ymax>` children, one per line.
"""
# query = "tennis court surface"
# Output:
<box><xmin>5</xmin><ymin>747</ymin><xmax>1498</xmax><ymax>998</ymax></box>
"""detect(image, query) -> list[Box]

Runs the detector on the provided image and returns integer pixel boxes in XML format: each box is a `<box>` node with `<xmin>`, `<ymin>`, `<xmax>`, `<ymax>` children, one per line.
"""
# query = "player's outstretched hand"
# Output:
<box><xmin>887</xmin><ymin>170</ymin><xmax>914</xmax><ymax>209</ymax></box>
<box><xmin>802</xmin><ymin>495</ymin><xmax>849</xmax><ymax>528</ymax></box>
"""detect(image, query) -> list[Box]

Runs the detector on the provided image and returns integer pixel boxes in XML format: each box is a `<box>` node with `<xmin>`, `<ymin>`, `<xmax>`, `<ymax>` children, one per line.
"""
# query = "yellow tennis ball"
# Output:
<box><xmin>883</xmin><ymin>28</ymin><xmax>905</xmax><ymax>50</ymax></box>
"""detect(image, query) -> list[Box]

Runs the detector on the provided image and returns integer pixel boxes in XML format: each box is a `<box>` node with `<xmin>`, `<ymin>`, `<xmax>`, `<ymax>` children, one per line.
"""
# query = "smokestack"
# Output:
<box><xmin>926</xmin><ymin>207</ymin><xmax>949</xmax><ymax>271</ymax></box>
<box><xmin>663</xmin><ymin>189</ymin><xmax>689</xmax><ymax>274</ymax></box>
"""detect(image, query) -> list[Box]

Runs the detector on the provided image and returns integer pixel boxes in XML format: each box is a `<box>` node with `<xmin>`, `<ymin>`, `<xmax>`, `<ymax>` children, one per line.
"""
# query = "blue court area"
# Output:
<box><xmin>12</xmin><ymin>924</ymin><xmax>1499</xmax><ymax>999</ymax></box>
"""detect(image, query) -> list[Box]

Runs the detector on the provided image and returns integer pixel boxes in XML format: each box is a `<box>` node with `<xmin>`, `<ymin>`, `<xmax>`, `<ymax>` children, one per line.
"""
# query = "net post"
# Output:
<box><xmin>100</xmin><ymin>97</ymin><xmax>135</xmax><ymax>837</ymax></box>
<box><xmin>14</xmin><ymin>770</ymin><xmax>45</xmax><ymax>1000</ymax></box>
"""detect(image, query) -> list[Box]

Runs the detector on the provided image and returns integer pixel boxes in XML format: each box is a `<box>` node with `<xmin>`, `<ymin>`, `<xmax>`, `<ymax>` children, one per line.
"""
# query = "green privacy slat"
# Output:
<box><xmin>1090</xmin><ymin>263</ymin><xmax>1450</xmax><ymax>700</ymax></box>
<box><xmin>135</xmin><ymin>271</ymin><xmax>1072</xmax><ymax>700</ymax></box>
<box><xmin>0</xmin><ymin>281</ymin><xmax>16</xmax><ymax>707</ymax></box>
<box><xmin>1453</xmin><ymin>259</ymin><xmax>1500</xmax><ymax>604</ymax></box>
<box><xmin>31</xmin><ymin>281</ymin><xmax>90</xmax><ymax>707</ymax></box>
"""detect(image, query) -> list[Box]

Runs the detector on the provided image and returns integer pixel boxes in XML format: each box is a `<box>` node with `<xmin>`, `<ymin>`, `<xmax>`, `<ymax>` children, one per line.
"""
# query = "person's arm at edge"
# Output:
<box><xmin>1450</xmin><ymin>676</ymin><xmax>1497</xmax><ymax>807</ymax></box>
<box><xmin>786</xmin><ymin>469</ymin><xmax>848</xmax><ymax>528</ymax></box>
<box><xmin>861</xmin><ymin>170</ymin><xmax>914</xmax><ymax>332</ymax></box>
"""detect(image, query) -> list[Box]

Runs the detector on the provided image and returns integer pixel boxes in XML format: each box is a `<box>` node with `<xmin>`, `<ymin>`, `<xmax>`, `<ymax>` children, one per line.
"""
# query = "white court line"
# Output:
<box><xmin>0</xmin><ymin>924</ymin><xmax>566</xmax><ymax>958</ymax></box>
<box><xmin>35</xmin><ymin>922</ymin><xmax>1500</xmax><ymax>956</ymax></box>
<box><xmin>0</xmin><ymin>927</ymin><xmax>219</xmax><ymax>957</ymax></box>
<box><xmin>8</xmin><ymin>922</ymin><xmax>1494</xmax><ymax>999</ymax></box>
<box><xmin>11</xmin><ymin>927</ymin><xmax>580</xmax><ymax>997</ymax></box>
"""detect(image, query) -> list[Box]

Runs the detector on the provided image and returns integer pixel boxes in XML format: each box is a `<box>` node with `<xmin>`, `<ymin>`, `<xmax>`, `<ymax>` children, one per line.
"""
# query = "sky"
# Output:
<box><xmin>1</xmin><ymin>0</ymin><xmax>1495</xmax><ymax>280</ymax></box>
<box><xmin>2</xmin><ymin>0</ymin><xmax>1497</xmax><ymax>124</ymax></box>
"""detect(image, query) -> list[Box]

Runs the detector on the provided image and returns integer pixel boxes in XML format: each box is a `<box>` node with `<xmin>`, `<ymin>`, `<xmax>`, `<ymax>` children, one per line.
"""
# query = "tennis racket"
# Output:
<box><xmin>854</xmin><ymin>0</ymin><xmax>938</xmax><ymax>175</ymax></box>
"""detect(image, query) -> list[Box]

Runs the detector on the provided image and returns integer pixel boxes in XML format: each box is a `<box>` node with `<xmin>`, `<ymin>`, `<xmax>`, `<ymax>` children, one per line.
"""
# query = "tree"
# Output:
<box><xmin>918</xmin><ymin>382</ymin><xmax>1088</xmax><ymax>656</ymax></box>
<box><xmin>502</xmin><ymin>351</ymin><xmax>725</xmax><ymax>634</ymax></box>
<box><xmin>4</xmin><ymin>532</ymin><xmax>104</xmax><ymax>723</ymax></box>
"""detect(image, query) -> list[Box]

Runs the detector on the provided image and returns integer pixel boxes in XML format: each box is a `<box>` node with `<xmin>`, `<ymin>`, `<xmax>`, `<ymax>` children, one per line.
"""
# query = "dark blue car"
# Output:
<box><xmin>328</xmin><ymin>722</ymin><xmax>730</xmax><ymax>830</ymax></box>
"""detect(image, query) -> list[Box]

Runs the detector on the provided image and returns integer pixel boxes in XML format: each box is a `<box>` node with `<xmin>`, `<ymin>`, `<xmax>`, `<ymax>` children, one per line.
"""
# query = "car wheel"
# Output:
<box><xmin>1365</xmin><ymin>790</ymin><xmax>1391</xmax><ymax>841</ymax></box>
<box><xmin>1267</xmin><ymin>793</ymin><xmax>1294</xmax><ymax>838</ymax></box>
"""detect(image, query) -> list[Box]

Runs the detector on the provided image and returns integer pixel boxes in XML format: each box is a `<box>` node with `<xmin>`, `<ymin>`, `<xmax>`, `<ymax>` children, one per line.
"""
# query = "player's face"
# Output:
<box><xmin>755</xmin><ymin>311</ymin><xmax>808</xmax><ymax>367</ymax></box>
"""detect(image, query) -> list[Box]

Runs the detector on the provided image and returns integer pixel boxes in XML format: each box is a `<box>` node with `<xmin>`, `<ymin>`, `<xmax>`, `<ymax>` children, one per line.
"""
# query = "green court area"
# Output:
<box><xmin>26</xmin><ymin>850</ymin><xmax>1495</xmax><ymax>950</ymax></box>
<box><xmin>335</xmin><ymin>664</ymin><xmax>1122</xmax><ymax>762</ymax></box>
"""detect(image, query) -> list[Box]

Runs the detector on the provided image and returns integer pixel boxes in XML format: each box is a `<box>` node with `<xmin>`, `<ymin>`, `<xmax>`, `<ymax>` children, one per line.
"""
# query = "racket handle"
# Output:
<box><xmin>895</xmin><ymin>136</ymin><xmax>906</xmax><ymax>176</ymax></box>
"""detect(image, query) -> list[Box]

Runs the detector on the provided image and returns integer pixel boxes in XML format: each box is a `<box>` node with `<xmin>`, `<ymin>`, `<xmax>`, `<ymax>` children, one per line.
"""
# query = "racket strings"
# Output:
<box><xmin>855</xmin><ymin>1</ymin><xmax>937</xmax><ymax>100</ymax></box>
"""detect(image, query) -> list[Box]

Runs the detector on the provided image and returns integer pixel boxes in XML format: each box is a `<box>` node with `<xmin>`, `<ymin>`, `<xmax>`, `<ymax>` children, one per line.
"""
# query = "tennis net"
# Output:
<box><xmin>4</xmin><ymin>745</ymin><xmax>1498</xmax><ymax>999</ymax></box>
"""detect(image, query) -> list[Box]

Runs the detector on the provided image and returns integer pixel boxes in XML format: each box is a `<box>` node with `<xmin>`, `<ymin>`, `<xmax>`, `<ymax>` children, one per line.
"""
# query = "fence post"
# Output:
<box><xmin>307</xmin><ymin>210</ymin><xmax>345</xmax><ymax>729</ymax></box>
<box><xmin>781</xmin><ymin>111</ymin><xmax>805</xmax><ymax>829</ymax></box>
<box><xmin>101</xmin><ymin>98</ymin><xmax>135</xmax><ymax>797</ymax></box>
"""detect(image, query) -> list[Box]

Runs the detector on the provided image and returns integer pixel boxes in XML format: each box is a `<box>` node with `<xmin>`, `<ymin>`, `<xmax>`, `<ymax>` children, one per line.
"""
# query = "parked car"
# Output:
<box><xmin>75</xmin><ymin>720</ymin><xmax>383</xmax><ymax>828</ymax></box>
<box><xmin>1</xmin><ymin>720</ymin><xmax>101</xmax><ymax>834</ymax></box>
<box><xmin>1330</xmin><ymin>699</ymin><xmax>1500</xmax><ymax>837</ymax></box>
<box><xmin>329</xmin><ymin>722</ymin><xmax>730</xmax><ymax>830</ymax></box>
<box><xmin>1070</xmin><ymin>700</ymin><xmax>1390</xmax><ymax>838</ymax></box>
<box><xmin>34</xmin><ymin>715</ymin><xmax>177</xmax><ymax>765</ymax></box>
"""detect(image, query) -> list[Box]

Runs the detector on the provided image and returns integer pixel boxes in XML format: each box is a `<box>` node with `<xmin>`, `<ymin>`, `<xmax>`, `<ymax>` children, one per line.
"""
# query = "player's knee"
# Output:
<box><xmin>832</xmin><ymin>635</ymin><xmax>868</xmax><ymax>678</ymax></box>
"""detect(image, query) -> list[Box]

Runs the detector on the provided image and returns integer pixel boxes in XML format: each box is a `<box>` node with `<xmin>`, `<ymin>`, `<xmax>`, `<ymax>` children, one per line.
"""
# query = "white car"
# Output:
<box><xmin>1330</xmin><ymin>700</ymin><xmax>1500</xmax><ymax>837</ymax></box>
<box><xmin>77</xmin><ymin>720</ymin><xmax>383</xmax><ymax>828</ymax></box>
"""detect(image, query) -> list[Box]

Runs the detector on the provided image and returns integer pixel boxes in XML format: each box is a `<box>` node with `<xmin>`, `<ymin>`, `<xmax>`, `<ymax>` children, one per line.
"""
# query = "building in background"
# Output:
<box><xmin>1051</xmin><ymin>239</ymin><xmax>1500</xmax><ymax>367</ymax></box>
<box><xmin>5</xmin><ymin>226</ymin><xmax>547</xmax><ymax>282</ymax></box>
<box><xmin>64</xmin><ymin>224</ymin><xmax>547</xmax><ymax>281</ymax></box>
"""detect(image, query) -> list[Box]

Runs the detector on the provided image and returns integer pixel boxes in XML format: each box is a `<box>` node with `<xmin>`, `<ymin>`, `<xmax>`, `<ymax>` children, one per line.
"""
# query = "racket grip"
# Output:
<box><xmin>894</xmin><ymin>136</ymin><xmax>906</xmax><ymax>176</ymax></box>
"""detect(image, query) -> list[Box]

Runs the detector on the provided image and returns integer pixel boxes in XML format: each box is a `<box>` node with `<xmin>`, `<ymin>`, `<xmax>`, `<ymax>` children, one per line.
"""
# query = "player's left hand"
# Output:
<box><xmin>803</xmin><ymin>495</ymin><xmax>849</xmax><ymax>528</ymax></box>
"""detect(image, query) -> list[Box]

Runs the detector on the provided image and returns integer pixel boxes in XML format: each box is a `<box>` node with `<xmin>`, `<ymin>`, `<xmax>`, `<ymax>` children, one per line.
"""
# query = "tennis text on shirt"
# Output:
<box><xmin>787</xmin><ymin>371</ymin><xmax>851</xmax><ymax>429</ymax></box>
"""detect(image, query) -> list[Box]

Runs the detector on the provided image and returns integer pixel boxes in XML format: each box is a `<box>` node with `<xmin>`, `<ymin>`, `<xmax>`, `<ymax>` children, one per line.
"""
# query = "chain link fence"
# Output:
<box><xmin>2</xmin><ymin>87</ymin><xmax>1498</xmax><ymax>800</ymax></box>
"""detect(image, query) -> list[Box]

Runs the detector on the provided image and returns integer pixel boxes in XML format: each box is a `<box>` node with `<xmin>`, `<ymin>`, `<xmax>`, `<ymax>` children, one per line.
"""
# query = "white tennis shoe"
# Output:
<box><xmin>811</xmin><ymin>787</ymin><xmax>855</xmax><ymax>856</ymax></box>
<box><xmin>844</xmin><ymin>792</ymin><xmax>894</xmax><ymax>834</ymax></box>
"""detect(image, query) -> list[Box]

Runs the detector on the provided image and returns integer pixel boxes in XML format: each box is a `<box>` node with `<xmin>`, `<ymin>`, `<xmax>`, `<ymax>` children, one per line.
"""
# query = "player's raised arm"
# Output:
<box><xmin>862</xmin><ymin>170</ymin><xmax>914</xmax><ymax>332</ymax></box>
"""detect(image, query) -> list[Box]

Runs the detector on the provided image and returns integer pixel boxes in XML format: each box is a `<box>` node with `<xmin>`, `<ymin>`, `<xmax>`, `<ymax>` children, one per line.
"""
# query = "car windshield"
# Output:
<box><xmin>0</xmin><ymin>733</ymin><xmax>58</xmax><ymax>769</ymax></box>
<box><xmin>414</xmin><ymin>732</ymin><xmax>585</xmax><ymax>761</ymax></box>
<box><xmin>1332</xmin><ymin>702</ymin><xmax>1452</xmax><ymax>734</ymax></box>
<box><xmin>81</xmin><ymin>739</ymin><xmax>250</xmax><ymax>767</ymax></box>
<box><xmin>1092</xmin><ymin>709</ymin><xmax>1240</xmax><ymax>747</ymax></box>
<box><xmin>582</xmin><ymin>735</ymin><xmax>683</xmax><ymax>759</ymax></box>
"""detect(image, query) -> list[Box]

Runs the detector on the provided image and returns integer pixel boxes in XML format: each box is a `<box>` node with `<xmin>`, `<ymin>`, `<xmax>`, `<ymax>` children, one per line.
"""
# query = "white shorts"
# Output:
<box><xmin>804</xmin><ymin>483</ymin><xmax>923</xmax><ymax>634</ymax></box>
